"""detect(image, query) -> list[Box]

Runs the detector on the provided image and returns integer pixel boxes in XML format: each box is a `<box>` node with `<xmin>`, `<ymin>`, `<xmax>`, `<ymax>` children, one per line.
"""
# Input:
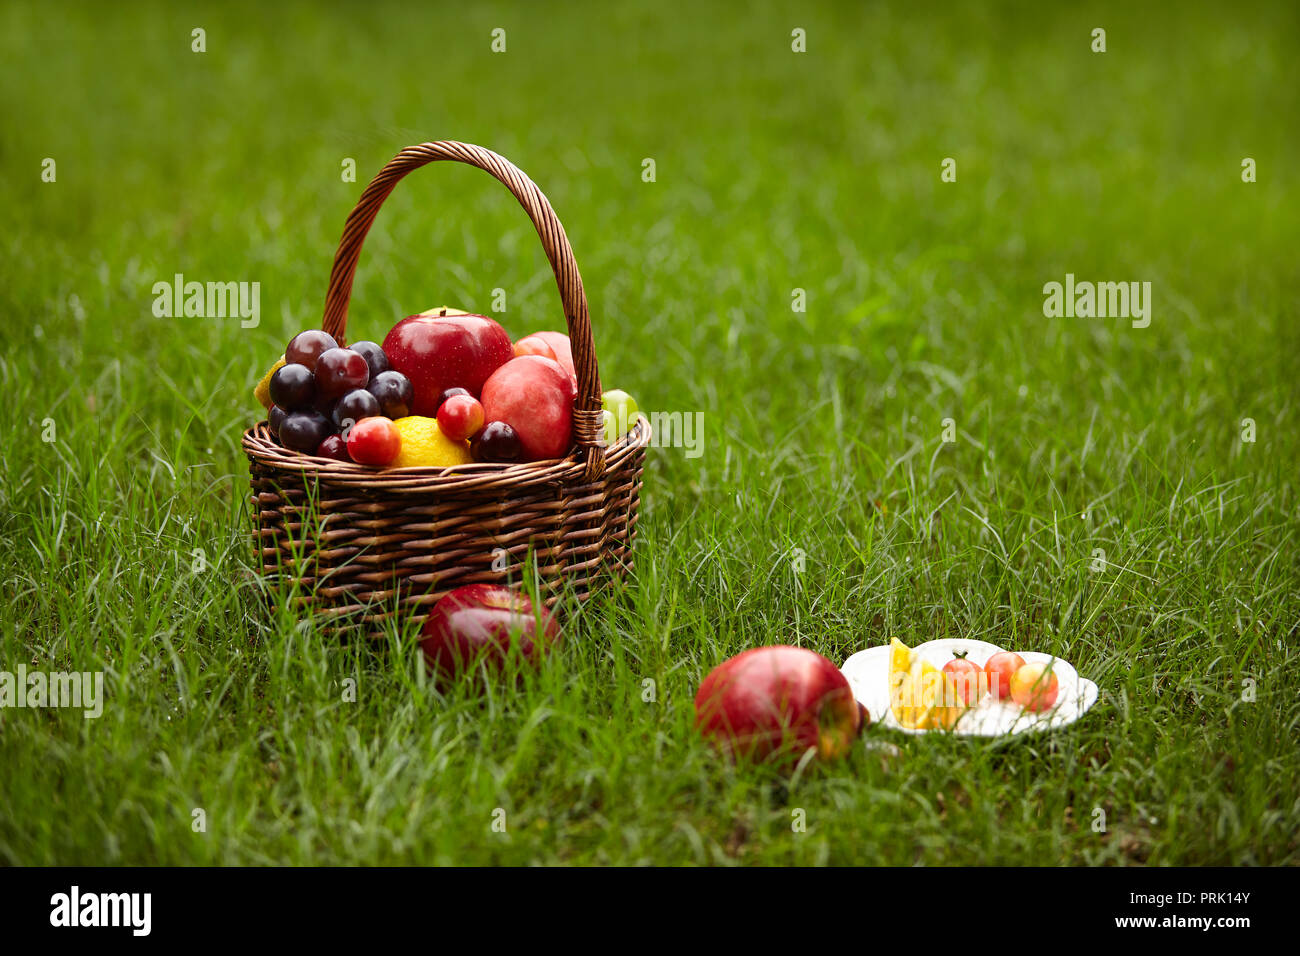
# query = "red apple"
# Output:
<box><xmin>1009</xmin><ymin>661</ymin><xmax>1060</xmax><ymax>712</ymax></box>
<box><xmin>984</xmin><ymin>651</ymin><xmax>1027</xmax><ymax>702</ymax></box>
<box><xmin>381</xmin><ymin>312</ymin><xmax>513</xmax><ymax>416</ymax></box>
<box><xmin>420</xmin><ymin>584</ymin><xmax>560</xmax><ymax>677</ymax></box>
<box><xmin>513</xmin><ymin>335</ymin><xmax>557</xmax><ymax>361</ymax></box>
<box><xmin>694</xmin><ymin>646</ymin><xmax>863</xmax><ymax>762</ymax></box>
<box><xmin>517</xmin><ymin>331</ymin><xmax>577</xmax><ymax>392</ymax></box>
<box><xmin>480</xmin><ymin>355</ymin><xmax>575</xmax><ymax>461</ymax></box>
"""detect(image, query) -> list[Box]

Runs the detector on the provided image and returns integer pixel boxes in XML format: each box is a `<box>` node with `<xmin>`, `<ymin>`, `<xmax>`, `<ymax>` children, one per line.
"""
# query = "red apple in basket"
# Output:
<box><xmin>480</xmin><ymin>355</ymin><xmax>576</xmax><ymax>461</ymax></box>
<box><xmin>694</xmin><ymin>646</ymin><xmax>863</xmax><ymax>762</ymax></box>
<box><xmin>420</xmin><ymin>584</ymin><xmax>561</xmax><ymax>677</ymax></box>
<box><xmin>515</xmin><ymin>331</ymin><xmax>577</xmax><ymax>392</ymax></box>
<box><xmin>513</xmin><ymin>335</ymin><xmax>557</xmax><ymax>360</ymax></box>
<box><xmin>381</xmin><ymin>311</ymin><xmax>513</xmax><ymax>416</ymax></box>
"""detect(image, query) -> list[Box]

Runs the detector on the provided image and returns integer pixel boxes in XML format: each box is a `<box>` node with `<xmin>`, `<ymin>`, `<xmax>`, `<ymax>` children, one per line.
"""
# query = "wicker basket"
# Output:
<box><xmin>242</xmin><ymin>141</ymin><xmax>649</xmax><ymax>629</ymax></box>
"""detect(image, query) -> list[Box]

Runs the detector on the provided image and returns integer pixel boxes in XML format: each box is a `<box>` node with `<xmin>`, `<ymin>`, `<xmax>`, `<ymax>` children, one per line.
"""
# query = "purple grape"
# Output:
<box><xmin>315</xmin><ymin>434</ymin><xmax>352</xmax><ymax>462</ymax></box>
<box><xmin>436</xmin><ymin>386</ymin><xmax>470</xmax><ymax>412</ymax></box>
<box><xmin>268</xmin><ymin>405</ymin><xmax>287</xmax><ymax>438</ymax></box>
<box><xmin>285</xmin><ymin>330</ymin><xmax>338</xmax><ymax>371</ymax></box>
<box><xmin>279</xmin><ymin>410</ymin><xmax>333</xmax><ymax>453</ymax></box>
<box><xmin>315</xmin><ymin>348</ymin><xmax>369</xmax><ymax>401</ymax></box>
<box><xmin>472</xmin><ymin>421</ymin><xmax>522</xmax><ymax>463</ymax></box>
<box><xmin>349</xmin><ymin>340</ymin><xmax>390</xmax><ymax>379</ymax></box>
<box><xmin>332</xmin><ymin>388</ymin><xmax>381</xmax><ymax>430</ymax></box>
<box><xmin>313</xmin><ymin>392</ymin><xmax>337</xmax><ymax>418</ymax></box>
<box><xmin>367</xmin><ymin>370</ymin><xmax>414</xmax><ymax>419</ymax></box>
<box><xmin>269</xmin><ymin>363</ymin><xmax>315</xmax><ymax>410</ymax></box>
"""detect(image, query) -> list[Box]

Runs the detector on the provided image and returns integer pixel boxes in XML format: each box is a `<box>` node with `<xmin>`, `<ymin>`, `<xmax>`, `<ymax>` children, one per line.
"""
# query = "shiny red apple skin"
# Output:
<box><xmin>419</xmin><ymin>584</ymin><xmax>560</xmax><ymax>677</ymax></box>
<box><xmin>381</xmin><ymin>313</ymin><xmax>513</xmax><ymax>416</ymax></box>
<box><xmin>513</xmin><ymin>335</ymin><xmax>557</xmax><ymax>361</ymax></box>
<box><xmin>694</xmin><ymin>646</ymin><xmax>863</xmax><ymax>762</ymax></box>
<box><xmin>518</xmin><ymin>331</ymin><xmax>577</xmax><ymax>393</ymax></box>
<box><xmin>480</xmin><ymin>355</ymin><xmax>575</xmax><ymax>461</ymax></box>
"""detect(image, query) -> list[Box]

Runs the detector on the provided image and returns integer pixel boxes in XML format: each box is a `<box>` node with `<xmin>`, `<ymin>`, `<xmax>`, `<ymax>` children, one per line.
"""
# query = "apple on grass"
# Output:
<box><xmin>420</xmin><ymin>584</ymin><xmax>560</xmax><ymax>679</ymax></box>
<box><xmin>694</xmin><ymin>646</ymin><xmax>864</xmax><ymax>762</ymax></box>
<box><xmin>381</xmin><ymin>312</ymin><xmax>513</xmax><ymax>416</ymax></box>
<box><xmin>480</xmin><ymin>355</ymin><xmax>576</xmax><ymax>461</ymax></box>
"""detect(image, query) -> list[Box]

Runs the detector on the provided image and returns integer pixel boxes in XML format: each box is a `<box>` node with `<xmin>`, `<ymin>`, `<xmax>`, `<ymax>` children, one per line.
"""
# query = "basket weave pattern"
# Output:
<box><xmin>242</xmin><ymin>141</ymin><xmax>648</xmax><ymax>625</ymax></box>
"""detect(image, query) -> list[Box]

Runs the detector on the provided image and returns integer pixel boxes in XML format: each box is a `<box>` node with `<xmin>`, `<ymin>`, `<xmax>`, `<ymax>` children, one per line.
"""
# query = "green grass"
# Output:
<box><xmin>1</xmin><ymin>0</ymin><xmax>1298</xmax><ymax>865</ymax></box>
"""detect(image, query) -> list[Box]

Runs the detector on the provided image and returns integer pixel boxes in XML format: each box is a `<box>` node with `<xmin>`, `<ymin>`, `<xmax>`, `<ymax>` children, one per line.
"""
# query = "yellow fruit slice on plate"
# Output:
<box><xmin>888</xmin><ymin>638</ymin><xmax>926</xmax><ymax>728</ymax></box>
<box><xmin>889</xmin><ymin>636</ymin><xmax>911</xmax><ymax>676</ymax></box>
<box><xmin>888</xmin><ymin>637</ymin><xmax>962</xmax><ymax>730</ymax></box>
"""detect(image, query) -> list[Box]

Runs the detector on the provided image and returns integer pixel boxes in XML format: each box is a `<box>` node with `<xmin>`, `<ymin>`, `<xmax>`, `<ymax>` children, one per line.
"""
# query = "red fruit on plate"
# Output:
<box><xmin>437</xmin><ymin>394</ymin><xmax>486</xmax><ymax>442</ymax></box>
<box><xmin>984</xmin><ymin>651</ymin><xmax>1027</xmax><ymax>702</ymax></box>
<box><xmin>942</xmin><ymin>654</ymin><xmax>983</xmax><ymax>706</ymax></box>
<box><xmin>694</xmin><ymin>646</ymin><xmax>863</xmax><ymax>762</ymax></box>
<box><xmin>1010</xmin><ymin>661</ymin><xmax>1060</xmax><ymax>712</ymax></box>
<box><xmin>419</xmin><ymin>584</ymin><xmax>561</xmax><ymax>678</ymax></box>
<box><xmin>346</xmin><ymin>416</ymin><xmax>401</xmax><ymax>466</ymax></box>
<box><xmin>480</xmin><ymin>355</ymin><xmax>575</xmax><ymax>461</ymax></box>
<box><xmin>382</xmin><ymin>313</ymin><xmax>513</xmax><ymax>415</ymax></box>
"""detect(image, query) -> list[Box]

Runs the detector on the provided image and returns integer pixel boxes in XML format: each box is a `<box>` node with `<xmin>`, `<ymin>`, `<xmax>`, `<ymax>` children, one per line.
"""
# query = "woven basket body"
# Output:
<box><xmin>242</xmin><ymin>142</ymin><xmax>647</xmax><ymax>628</ymax></box>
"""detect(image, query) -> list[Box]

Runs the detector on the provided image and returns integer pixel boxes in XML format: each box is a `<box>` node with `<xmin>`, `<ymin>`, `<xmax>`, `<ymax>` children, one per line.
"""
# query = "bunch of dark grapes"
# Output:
<box><xmin>267</xmin><ymin>330</ymin><xmax>413</xmax><ymax>460</ymax></box>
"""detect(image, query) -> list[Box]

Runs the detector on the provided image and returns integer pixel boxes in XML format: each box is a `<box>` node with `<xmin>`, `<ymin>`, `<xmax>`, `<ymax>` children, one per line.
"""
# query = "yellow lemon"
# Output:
<box><xmin>254</xmin><ymin>355</ymin><xmax>286</xmax><ymax>410</ymax></box>
<box><xmin>390</xmin><ymin>416</ymin><xmax>473</xmax><ymax>468</ymax></box>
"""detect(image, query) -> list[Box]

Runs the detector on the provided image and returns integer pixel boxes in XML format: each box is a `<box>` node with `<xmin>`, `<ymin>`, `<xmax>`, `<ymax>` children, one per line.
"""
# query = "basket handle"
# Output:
<box><xmin>321</xmin><ymin>141</ymin><xmax>606</xmax><ymax>478</ymax></box>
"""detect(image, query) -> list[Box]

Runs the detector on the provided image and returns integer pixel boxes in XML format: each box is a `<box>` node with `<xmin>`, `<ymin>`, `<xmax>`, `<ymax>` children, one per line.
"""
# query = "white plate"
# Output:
<box><xmin>841</xmin><ymin>638</ymin><xmax>1100</xmax><ymax>737</ymax></box>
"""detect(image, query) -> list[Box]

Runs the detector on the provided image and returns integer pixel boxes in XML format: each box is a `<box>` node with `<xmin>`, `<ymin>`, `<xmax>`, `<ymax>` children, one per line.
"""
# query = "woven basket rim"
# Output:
<box><xmin>243</xmin><ymin>415</ymin><xmax>651</xmax><ymax>493</ymax></box>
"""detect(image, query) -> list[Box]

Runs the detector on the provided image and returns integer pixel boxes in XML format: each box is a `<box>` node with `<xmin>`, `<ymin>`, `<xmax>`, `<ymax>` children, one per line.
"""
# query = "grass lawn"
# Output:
<box><xmin>1</xmin><ymin>0</ymin><xmax>1297</xmax><ymax>865</ymax></box>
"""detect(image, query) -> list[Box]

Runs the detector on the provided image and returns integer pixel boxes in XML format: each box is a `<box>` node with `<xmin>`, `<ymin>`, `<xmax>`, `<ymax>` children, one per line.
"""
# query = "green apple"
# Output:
<box><xmin>601</xmin><ymin>389</ymin><xmax>639</xmax><ymax>444</ymax></box>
